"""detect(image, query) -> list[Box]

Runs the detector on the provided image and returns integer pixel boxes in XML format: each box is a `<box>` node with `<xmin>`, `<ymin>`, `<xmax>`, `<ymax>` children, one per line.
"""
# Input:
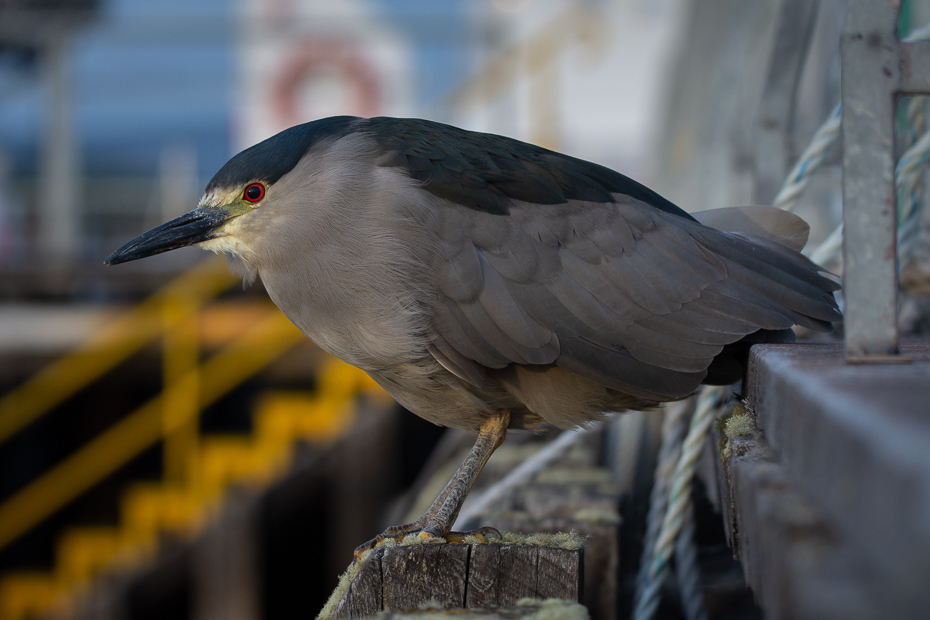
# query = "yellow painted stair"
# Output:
<box><xmin>0</xmin><ymin>359</ymin><xmax>390</xmax><ymax>620</ymax></box>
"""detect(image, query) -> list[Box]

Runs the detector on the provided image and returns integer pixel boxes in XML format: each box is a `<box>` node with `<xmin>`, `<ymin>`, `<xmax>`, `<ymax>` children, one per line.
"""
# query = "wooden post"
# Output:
<box><xmin>329</xmin><ymin>541</ymin><xmax>583</xmax><ymax>619</ymax></box>
<box><xmin>191</xmin><ymin>495</ymin><xmax>261</xmax><ymax>620</ymax></box>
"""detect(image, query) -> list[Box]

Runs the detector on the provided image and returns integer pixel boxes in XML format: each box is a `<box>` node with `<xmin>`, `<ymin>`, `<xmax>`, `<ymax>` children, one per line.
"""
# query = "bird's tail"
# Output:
<box><xmin>688</xmin><ymin>205</ymin><xmax>840</xmax><ymax>384</ymax></box>
<box><xmin>691</xmin><ymin>205</ymin><xmax>811</xmax><ymax>252</ymax></box>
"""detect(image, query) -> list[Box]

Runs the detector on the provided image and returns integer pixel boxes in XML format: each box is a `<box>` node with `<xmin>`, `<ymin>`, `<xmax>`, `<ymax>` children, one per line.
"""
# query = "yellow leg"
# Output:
<box><xmin>418</xmin><ymin>412</ymin><xmax>509</xmax><ymax>539</ymax></box>
<box><xmin>353</xmin><ymin>411</ymin><xmax>510</xmax><ymax>561</ymax></box>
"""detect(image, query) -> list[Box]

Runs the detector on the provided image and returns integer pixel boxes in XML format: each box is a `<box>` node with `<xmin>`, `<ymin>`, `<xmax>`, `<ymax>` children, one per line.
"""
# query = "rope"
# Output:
<box><xmin>772</xmin><ymin>103</ymin><xmax>842</xmax><ymax>213</ymax></box>
<box><xmin>897</xmin><ymin>121</ymin><xmax>930</xmax><ymax>263</ymax></box>
<box><xmin>674</xmin><ymin>496</ymin><xmax>708</xmax><ymax>620</ymax></box>
<box><xmin>797</xmin><ymin>24</ymin><xmax>930</xmax><ymax>268</ymax></box>
<box><xmin>801</xmin><ymin>124</ymin><xmax>930</xmax><ymax>270</ymax></box>
<box><xmin>634</xmin><ymin>399</ymin><xmax>694</xmax><ymax>604</ymax></box>
<box><xmin>807</xmin><ymin>221</ymin><xmax>844</xmax><ymax>268</ymax></box>
<box><xmin>633</xmin><ymin>387</ymin><xmax>723</xmax><ymax>620</ymax></box>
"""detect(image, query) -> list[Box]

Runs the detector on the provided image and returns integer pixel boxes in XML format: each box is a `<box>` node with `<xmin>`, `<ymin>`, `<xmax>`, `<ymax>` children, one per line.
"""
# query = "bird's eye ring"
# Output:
<box><xmin>244</xmin><ymin>183</ymin><xmax>265</xmax><ymax>203</ymax></box>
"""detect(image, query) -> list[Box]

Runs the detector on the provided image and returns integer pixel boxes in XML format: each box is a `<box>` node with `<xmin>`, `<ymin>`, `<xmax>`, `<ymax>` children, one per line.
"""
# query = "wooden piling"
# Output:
<box><xmin>326</xmin><ymin>537</ymin><xmax>584</xmax><ymax>620</ymax></box>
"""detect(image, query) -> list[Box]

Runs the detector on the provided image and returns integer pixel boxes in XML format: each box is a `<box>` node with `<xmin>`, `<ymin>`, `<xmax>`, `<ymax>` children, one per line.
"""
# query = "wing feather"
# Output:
<box><xmin>439</xmin><ymin>240</ymin><xmax>483</xmax><ymax>302</ymax></box>
<box><xmin>557</xmin><ymin>337</ymin><xmax>706</xmax><ymax>399</ymax></box>
<box><xmin>425</xmin><ymin>191</ymin><xmax>839</xmax><ymax>399</ymax></box>
<box><xmin>431</xmin><ymin>300</ymin><xmax>510</xmax><ymax>368</ymax></box>
<box><xmin>428</xmin><ymin>336</ymin><xmax>486</xmax><ymax>387</ymax></box>
<box><xmin>474</xmin><ymin>249</ymin><xmax>554</xmax><ymax>349</ymax></box>
<box><xmin>547</xmin><ymin>269</ymin><xmax>634</xmax><ymax>335</ymax></box>
<box><xmin>560</xmin><ymin>248</ymin><xmax>651</xmax><ymax>319</ymax></box>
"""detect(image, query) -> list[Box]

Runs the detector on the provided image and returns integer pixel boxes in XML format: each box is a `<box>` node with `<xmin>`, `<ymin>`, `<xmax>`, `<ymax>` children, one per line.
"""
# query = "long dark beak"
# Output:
<box><xmin>105</xmin><ymin>206</ymin><xmax>230</xmax><ymax>265</ymax></box>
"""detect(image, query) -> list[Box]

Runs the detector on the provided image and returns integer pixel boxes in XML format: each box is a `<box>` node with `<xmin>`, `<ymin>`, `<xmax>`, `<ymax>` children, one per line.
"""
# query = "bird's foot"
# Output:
<box><xmin>353</xmin><ymin>412</ymin><xmax>511</xmax><ymax>564</ymax></box>
<box><xmin>420</xmin><ymin>525</ymin><xmax>503</xmax><ymax>544</ymax></box>
<box><xmin>352</xmin><ymin>525</ymin><xmax>502</xmax><ymax>563</ymax></box>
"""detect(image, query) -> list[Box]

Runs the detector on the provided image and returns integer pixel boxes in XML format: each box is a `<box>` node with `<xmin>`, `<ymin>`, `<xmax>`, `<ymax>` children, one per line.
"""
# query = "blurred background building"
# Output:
<box><xmin>0</xmin><ymin>0</ymin><xmax>928</xmax><ymax>618</ymax></box>
<box><xmin>0</xmin><ymin>0</ymin><xmax>687</xmax><ymax>284</ymax></box>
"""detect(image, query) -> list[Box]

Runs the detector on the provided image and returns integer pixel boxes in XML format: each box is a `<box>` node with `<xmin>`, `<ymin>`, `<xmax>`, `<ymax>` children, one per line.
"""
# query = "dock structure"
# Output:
<box><xmin>700</xmin><ymin>342</ymin><xmax>930</xmax><ymax>619</ymax></box>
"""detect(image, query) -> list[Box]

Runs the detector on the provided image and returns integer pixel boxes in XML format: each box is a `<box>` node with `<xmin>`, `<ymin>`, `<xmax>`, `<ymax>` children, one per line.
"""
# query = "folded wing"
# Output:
<box><xmin>428</xmin><ymin>198</ymin><xmax>840</xmax><ymax>400</ymax></box>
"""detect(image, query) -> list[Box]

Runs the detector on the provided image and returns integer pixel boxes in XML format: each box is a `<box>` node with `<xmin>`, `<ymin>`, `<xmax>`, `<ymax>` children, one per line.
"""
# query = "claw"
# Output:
<box><xmin>420</xmin><ymin>525</ymin><xmax>503</xmax><ymax>544</ymax></box>
<box><xmin>353</xmin><ymin>539</ymin><xmax>376</xmax><ymax>563</ymax></box>
<box><xmin>351</xmin><ymin>412</ymin><xmax>510</xmax><ymax>564</ymax></box>
<box><xmin>473</xmin><ymin>526</ymin><xmax>503</xmax><ymax>542</ymax></box>
<box><xmin>354</xmin><ymin>525</ymin><xmax>504</xmax><ymax>562</ymax></box>
<box><xmin>352</xmin><ymin>532</ymin><xmax>407</xmax><ymax>563</ymax></box>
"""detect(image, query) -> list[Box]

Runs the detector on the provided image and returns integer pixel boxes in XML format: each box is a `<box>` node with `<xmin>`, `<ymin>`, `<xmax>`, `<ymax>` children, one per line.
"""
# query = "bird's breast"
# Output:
<box><xmin>256</xmin><ymin>239</ymin><xmax>434</xmax><ymax>373</ymax></box>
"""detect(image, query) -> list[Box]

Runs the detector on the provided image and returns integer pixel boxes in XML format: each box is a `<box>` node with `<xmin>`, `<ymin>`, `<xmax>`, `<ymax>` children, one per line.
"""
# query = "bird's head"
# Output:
<box><xmin>104</xmin><ymin>116</ymin><xmax>359</xmax><ymax>268</ymax></box>
<box><xmin>104</xmin><ymin>182</ymin><xmax>262</xmax><ymax>267</ymax></box>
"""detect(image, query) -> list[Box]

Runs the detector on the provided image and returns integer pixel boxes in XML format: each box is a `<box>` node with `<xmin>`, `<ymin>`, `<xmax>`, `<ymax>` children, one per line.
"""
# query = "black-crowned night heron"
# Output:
<box><xmin>106</xmin><ymin>116</ymin><xmax>840</xmax><ymax>556</ymax></box>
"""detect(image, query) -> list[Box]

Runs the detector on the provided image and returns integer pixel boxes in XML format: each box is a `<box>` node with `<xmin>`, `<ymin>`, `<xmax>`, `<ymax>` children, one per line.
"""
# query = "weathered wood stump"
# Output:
<box><xmin>326</xmin><ymin>539</ymin><xmax>584</xmax><ymax>620</ymax></box>
<box><xmin>373</xmin><ymin>598</ymin><xmax>589</xmax><ymax>619</ymax></box>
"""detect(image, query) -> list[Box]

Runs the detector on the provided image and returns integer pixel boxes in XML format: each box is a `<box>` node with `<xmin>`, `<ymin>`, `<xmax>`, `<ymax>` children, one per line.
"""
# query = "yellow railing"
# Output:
<box><xmin>0</xmin><ymin>309</ymin><xmax>303</xmax><ymax>551</ymax></box>
<box><xmin>0</xmin><ymin>255</ymin><xmax>390</xmax><ymax>620</ymax></box>
<box><xmin>0</xmin><ymin>258</ymin><xmax>236</xmax><ymax>445</ymax></box>
<box><xmin>0</xmin><ymin>354</ymin><xmax>386</xmax><ymax>620</ymax></box>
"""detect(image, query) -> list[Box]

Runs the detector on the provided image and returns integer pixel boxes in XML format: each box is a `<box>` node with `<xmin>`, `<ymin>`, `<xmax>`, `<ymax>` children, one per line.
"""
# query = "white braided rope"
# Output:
<box><xmin>674</xmin><ymin>496</ymin><xmax>708</xmax><ymax>620</ymax></box>
<box><xmin>772</xmin><ymin>103</ymin><xmax>842</xmax><ymax>213</ymax></box>
<box><xmin>633</xmin><ymin>387</ymin><xmax>722</xmax><ymax>620</ymax></box>
<box><xmin>798</xmin><ymin>24</ymin><xmax>930</xmax><ymax>268</ymax></box>
<box><xmin>897</xmin><ymin>124</ymin><xmax>930</xmax><ymax>263</ymax></box>
<box><xmin>900</xmin><ymin>25</ymin><xmax>930</xmax><ymax>265</ymax></box>
<box><xmin>634</xmin><ymin>400</ymin><xmax>693</xmax><ymax>604</ymax></box>
<box><xmin>807</xmin><ymin>221</ymin><xmax>844</xmax><ymax>267</ymax></box>
<box><xmin>802</xmin><ymin>125</ymin><xmax>930</xmax><ymax>270</ymax></box>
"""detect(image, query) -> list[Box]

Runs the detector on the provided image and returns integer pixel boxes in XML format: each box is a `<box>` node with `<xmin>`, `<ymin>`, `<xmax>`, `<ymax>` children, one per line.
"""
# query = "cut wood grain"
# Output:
<box><xmin>375</xmin><ymin>598</ymin><xmax>590</xmax><ymax>618</ymax></box>
<box><xmin>382</xmin><ymin>544</ymin><xmax>470</xmax><ymax>610</ymax></box>
<box><xmin>326</xmin><ymin>542</ymin><xmax>583</xmax><ymax>619</ymax></box>
<box><xmin>537</xmin><ymin>546</ymin><xmax>582</xmax><ymax>602</ymax></box>
<box><xmin>332</xmin><ymin>548</ymin><xmax>384</xmax><ymax>620</ymax></box>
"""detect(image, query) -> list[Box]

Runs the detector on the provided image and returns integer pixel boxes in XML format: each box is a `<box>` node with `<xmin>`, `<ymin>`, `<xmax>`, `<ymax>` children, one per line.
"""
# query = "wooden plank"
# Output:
<box><xmin>328</xmin><ymin>543</ymin><xmax>584</xmax><ymax>618</ymax></box>
<box><xmin>537</xmin><ymin>547</ymin><xmax>582</xmax><ymax>601</ymax></box>
<box><xmin>191</xmin><ymin>497</ymin><xmax>261</xmax><ymax>620</ymax></box>
<box><xmin>464</xmin><ymin>544</ymin><xmax>501</xmax><ymax>607</ymax></box>
<box><xmin>332</xmin><ymin>548</ymin><xmax>384</xmax><ymax>620</ymax></box>
<box><xmin>403</xmin><ymin>428</ymin><xmax>617</xmax><ymax>619</ymax></box>
<box><xmin>377</xmin><ymin>599</ymin><xmax>590</xmax><ymax>618</ymax></box>
<box><xmin>381</xmin><ymin>544</ymin><xmax>470</xmax><ymax>610</ymax></box>
<box><xmin>497</xmin><ymin>545</ymin><xmax>538</xmax><ymax>604</ymax></box>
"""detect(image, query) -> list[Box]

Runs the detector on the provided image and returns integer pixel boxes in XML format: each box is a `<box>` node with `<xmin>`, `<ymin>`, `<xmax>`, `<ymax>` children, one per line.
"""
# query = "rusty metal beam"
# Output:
<box><xmin>840</xmin><ymin>0</ymin><xmax>930</xmax><ymax>361</ymax></box>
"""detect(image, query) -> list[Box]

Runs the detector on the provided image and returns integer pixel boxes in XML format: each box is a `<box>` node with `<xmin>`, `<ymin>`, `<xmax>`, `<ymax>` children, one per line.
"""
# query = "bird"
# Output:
<box><xmin>106</xmin><ymin>115</ymin><xmax>841</xmax><ymax>556</ymax></box>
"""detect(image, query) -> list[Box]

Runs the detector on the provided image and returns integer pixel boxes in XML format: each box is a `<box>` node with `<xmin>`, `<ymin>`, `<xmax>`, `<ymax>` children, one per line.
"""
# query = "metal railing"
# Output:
<box><xmin>0</xmin><ymin>307</ymin><xmax>305</xmax><ymax>551</ymax></box>
<box><xmin>841</xmin><ymin>0</ymin><xmax>930</xmax><ymax>360</ymax></box>
<box><xmin>0</xmin><ymin>258</ymin><xmax>235</xmax><ymax>445</ymax></box>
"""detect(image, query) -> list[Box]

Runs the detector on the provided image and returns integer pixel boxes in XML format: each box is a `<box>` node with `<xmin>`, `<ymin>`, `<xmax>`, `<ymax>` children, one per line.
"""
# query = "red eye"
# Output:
<box><xmin>244</xmin><ymin>183</ymin><xmax>265</xmax><ymax>203</ymax></box>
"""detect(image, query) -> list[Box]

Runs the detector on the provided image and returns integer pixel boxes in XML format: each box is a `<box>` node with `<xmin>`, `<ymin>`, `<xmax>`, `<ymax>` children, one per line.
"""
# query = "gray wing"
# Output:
<box><xmin>427</xmin><ymin>195</ymin><xmax>840</xmax><ymax>400</ymax></box>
